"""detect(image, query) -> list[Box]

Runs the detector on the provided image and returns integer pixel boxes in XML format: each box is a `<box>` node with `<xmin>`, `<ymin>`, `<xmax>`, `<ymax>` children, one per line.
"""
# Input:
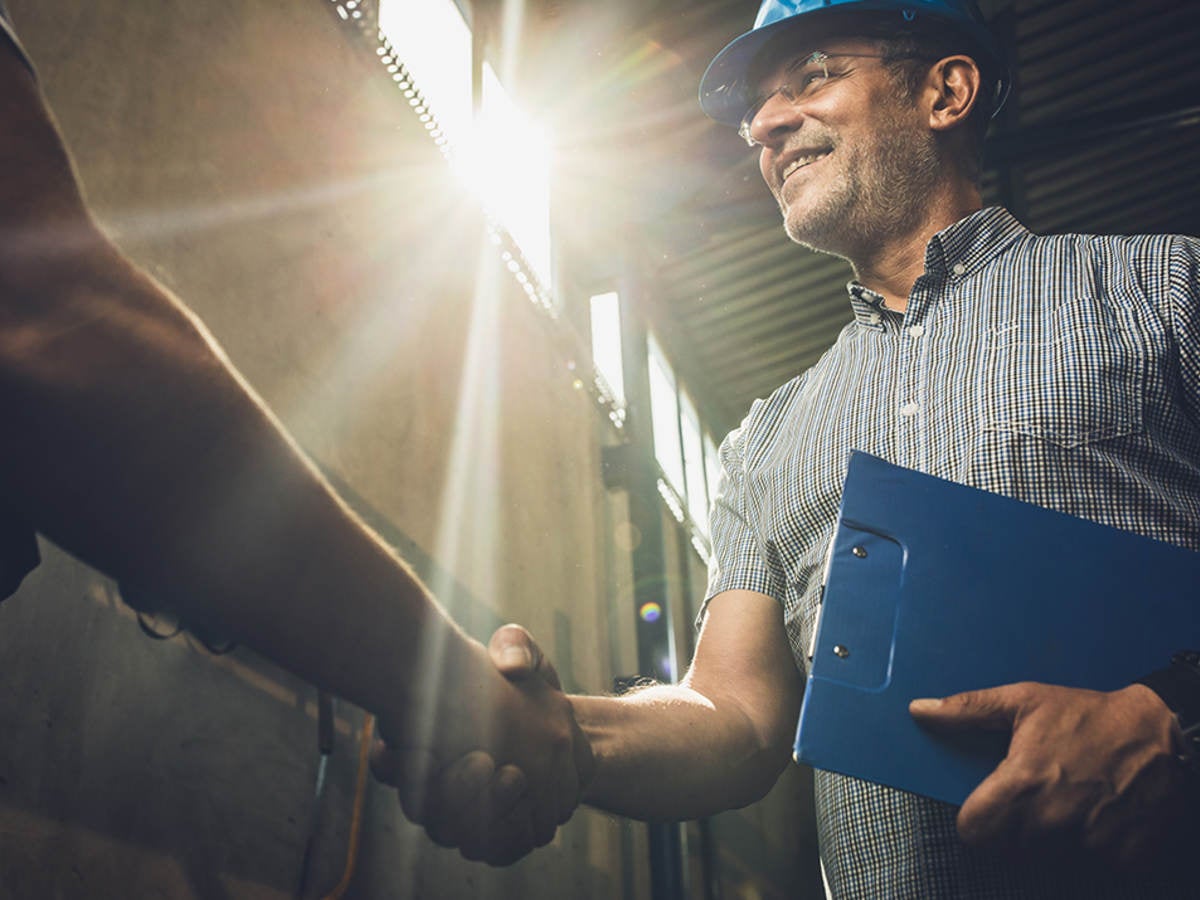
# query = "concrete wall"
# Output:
<box><xmin>0</xmin><ymin>1</ymin><xmax>820</xmax><ymax>897</ymax></box>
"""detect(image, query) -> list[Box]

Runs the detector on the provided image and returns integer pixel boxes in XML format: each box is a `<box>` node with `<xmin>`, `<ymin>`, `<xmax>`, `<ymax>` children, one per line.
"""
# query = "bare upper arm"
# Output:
<box><xmin>683</xmin><ymin>589</ymin><xmax>803</xmax><ymax>752</ymax></box>
<box><xmin>0</xmin><ymin>34</ymin><xmax>93</xmax><ymax>247</ymax></box>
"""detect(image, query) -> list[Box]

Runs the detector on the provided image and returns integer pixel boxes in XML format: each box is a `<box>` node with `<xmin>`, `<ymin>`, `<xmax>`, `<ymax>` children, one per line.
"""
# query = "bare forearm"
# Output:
<box><xmin>572</xmin><ymin>684</ymin><xmax>792</xmax><ymax>821</ymax></box>
<box><xmin>0</xmin><ymin>238</ymin><xmax>480</xmax><ymax>724</ymax></box>
<box><xmin>0</xmin><ymin>55</ymin><xmax>480</xmax><ymax>722</ymax></box>
<box><xmin>0</xmin><ymin>46</ymin><xmax>593</xmax><ymax>839</ymax></box>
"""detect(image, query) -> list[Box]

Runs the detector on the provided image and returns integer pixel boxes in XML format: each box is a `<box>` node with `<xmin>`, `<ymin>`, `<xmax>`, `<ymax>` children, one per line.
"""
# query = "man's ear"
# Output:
<box><xmin>925</xmin><ymin>55</ymin><xmax>982</xmax><ymax>133</ymax></box>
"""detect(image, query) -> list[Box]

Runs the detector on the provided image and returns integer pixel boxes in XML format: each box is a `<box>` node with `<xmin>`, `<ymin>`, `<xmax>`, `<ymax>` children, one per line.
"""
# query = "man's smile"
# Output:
<box><xmin>779</xmin><ymin>148</ymin><xmax>833</xmax><ymax>187</ymax></box>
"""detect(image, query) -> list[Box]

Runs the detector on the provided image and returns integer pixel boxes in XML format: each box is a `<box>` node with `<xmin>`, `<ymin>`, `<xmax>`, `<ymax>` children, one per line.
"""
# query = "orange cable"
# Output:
<box><xmin>321</xmin><ymin>713</ymin><xmax>376</xmax><ymax>900</ymax></box>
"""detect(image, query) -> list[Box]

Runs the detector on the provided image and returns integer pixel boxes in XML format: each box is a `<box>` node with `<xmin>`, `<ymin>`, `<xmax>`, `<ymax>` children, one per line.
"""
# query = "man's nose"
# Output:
<box><xmin>746</xmin><ymin>92</ymin><xmax>803</xmax><ymax>148</ymax></box>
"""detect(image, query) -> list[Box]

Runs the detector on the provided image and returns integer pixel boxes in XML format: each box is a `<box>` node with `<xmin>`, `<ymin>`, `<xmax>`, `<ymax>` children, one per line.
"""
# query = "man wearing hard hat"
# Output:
<box><xmin>405</xmin><ymin>1</ymin><xmax>1200</xmax><ymax>895</ymax></box>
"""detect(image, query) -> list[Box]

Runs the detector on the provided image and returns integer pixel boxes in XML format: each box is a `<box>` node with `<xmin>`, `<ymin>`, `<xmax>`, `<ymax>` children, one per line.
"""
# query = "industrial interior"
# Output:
<box><xmin>1</xmin><ymin>0</ymin><xmax>1197</xmax><ymax>898</ymax></box>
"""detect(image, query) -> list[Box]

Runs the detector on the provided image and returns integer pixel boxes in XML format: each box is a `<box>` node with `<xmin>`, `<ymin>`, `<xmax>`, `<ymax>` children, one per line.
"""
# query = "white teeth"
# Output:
<box><xmin>783</xmin><ymin>151</ymin><xmax>830</xmax><ymax>179</ymax></box>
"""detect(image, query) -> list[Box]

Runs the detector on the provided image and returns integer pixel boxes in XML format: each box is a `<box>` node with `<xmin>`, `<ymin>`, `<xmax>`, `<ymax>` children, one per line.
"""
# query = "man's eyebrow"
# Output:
<box><xmin>750</xmin><ymin>51</ymin><xmax>816</xmax><ymax>98</ymax></box>
<box><xmin>784</xmin><ymin>51</ymin><xmax>820</xmax><ymax>73</ymax></box>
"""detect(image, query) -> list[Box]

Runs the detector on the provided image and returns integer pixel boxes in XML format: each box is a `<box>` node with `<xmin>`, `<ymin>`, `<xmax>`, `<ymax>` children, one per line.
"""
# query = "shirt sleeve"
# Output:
<box><xmin>1170</xmin><ymin>236</ymin><xmax>1200</xmax><ymax>427</ymax></box>
<box><xmin>698</xmin><ymin>401</ymin><xmax>783</xmax><ymax>626</ymax></box>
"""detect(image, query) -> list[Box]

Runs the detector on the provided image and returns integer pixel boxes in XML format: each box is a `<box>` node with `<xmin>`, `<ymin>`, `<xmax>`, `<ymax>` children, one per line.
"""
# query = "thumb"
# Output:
<box><xmin>488</xmin><ymin>623</ymin><xmax>562</xmax><ymax>690</ymax></box>
<box><xmin>909</xmin><ymin>686</ymin><xmax>1021</xmax><ymax>732</ymax></box>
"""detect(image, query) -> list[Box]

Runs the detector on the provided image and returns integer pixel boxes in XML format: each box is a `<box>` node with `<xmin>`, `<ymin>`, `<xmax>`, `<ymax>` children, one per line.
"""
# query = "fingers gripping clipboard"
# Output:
<box><xmin>793</xmin><ymin>451</ymin><xmax>1200</xmax><ymax>807</ymax></box>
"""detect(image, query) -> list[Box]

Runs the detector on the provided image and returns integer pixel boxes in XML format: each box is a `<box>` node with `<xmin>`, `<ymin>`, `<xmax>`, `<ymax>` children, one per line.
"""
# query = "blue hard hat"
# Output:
<box><xmin>699</xmin><ymin>0</ymin><xmax>1010</xmax><ymax>127</ymax></box>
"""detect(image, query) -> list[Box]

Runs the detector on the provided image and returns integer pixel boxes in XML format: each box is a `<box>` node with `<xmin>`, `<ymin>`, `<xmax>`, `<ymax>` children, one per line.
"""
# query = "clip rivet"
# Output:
<box><xmin>833</xmin><ymin>645</ymin><xmax>851</xmax><ymax>659</ymax></box>
<box><xmin>852</xmin><ymin>546</ymin><xmax>868</xmax><ymax>559</ymax></box>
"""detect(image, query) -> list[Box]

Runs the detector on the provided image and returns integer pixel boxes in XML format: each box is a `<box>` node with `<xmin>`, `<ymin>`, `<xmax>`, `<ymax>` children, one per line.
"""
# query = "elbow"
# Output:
<box><xmin>728</xmin><ymin>740</ymin><xmax>793</xmax><ymax>810</ymax></box>
<box><xmin>717</xmin><ymin>692</ymin><xmax>799</xmax><ymax>811</ymax></box>
<box><xmin>0</xmin><ymin>207</ymin><xmax>111</xmax><ymax>297</ymax></box>
<box><xmin>0</xmin><ymin>222</ymin><xmax>115</xmax><ymax>353</ymax></box>
<box><xmin>702</xmin><ymin>721</ymin><xmax>793</xmax><ymax>814</ymax></box>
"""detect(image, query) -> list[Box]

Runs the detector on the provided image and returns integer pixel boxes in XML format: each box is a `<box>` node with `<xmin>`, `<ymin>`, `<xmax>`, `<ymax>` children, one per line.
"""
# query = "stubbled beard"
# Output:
<box><xmin>777</xmin><ymin>110</ymin><xmax>941</xmax><ymax>262</ymax></box>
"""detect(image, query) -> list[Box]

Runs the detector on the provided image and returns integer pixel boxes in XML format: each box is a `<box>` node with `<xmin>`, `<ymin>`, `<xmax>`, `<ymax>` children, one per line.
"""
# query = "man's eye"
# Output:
<box><xmin>790</xmin><ymin>69</ymin><xmax>826</xmax><ymax>95</ymax></box>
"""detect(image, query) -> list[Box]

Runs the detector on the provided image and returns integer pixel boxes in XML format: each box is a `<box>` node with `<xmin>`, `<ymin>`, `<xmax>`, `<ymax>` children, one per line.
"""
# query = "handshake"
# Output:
<box><xmin>369</xmin><ymin>624</ymin><xmax>596</xmax><ymax>866</ymax></box>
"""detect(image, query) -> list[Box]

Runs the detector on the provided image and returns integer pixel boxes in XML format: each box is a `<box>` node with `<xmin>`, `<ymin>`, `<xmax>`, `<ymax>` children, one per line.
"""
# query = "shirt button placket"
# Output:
<box><xmin>894</xmin><ymin>296</ymin><xmax>929</xmax><ymax>469</ymax></box>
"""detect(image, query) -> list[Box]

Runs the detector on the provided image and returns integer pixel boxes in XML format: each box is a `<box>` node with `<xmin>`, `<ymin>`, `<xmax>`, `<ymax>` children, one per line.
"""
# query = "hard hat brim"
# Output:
<box><xmin>699</xmin><ymin>13</ymin><xmax>812</xmax><ymax>128</ymax></box>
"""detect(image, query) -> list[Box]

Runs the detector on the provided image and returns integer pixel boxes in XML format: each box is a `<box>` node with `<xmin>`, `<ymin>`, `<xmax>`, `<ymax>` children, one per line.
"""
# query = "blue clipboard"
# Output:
<box><xmin>794</xmin><ymin>451</ymin><xmax>1200</xmax><ymax>806</ymax></box>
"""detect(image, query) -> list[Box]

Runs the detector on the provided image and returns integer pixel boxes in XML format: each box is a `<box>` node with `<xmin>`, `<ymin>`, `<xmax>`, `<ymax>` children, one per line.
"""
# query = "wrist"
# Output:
<box><xmin>570</xmin><ymin>693</ymin><xmax>643</xmax><ymax>811</ymax></box>
<box><xmin>376</xmin><ymin>628</ymin><xmax>493</xmax><ymax>751</ymax></box>
<box><xmin>1136</xmin><ymin>650</ymin><xmax>1200</xmax><ymax>765</ymax></box>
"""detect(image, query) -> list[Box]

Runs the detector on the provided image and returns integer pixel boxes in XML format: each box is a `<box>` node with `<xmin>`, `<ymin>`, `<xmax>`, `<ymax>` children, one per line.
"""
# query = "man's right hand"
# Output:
<box><xmin>370</xmin><ymin>625</ymin><xmax>594</xmax><ymax>866</ymax></box>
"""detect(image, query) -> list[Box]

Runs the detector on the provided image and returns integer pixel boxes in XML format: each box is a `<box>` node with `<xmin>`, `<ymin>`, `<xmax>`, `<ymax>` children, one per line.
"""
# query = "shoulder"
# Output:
<box><xmin>1010</xmin><ymin>229</ymin><xmax>1182</xmax><ymax>259</ymax></box>
<box><xmin>722</xmin><ymin>317</ymin><xmax>861</xmax><ymax>463</ymax></box>
<box><xmin>725</xmin><ymin>371</ymin><xmax>809</xmax><ymax>450</ymax></box>
<box><xmin>715</xmin><ymin>377</ymin><xmax>804</xmax><ymax>478</ymax></box>
<box><xmin>998</xmin><ymin>229</ymin><xmax>1196</xmax><ymax>301</ymax></box>
<box><xmin>1011</xmin><ymin>229</ymin><xmax>1198</xmax><ymax>264</ymax></box>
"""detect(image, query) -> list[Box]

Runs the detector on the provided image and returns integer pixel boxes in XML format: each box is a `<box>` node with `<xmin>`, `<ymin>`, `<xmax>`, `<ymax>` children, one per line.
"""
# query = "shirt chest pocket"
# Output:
<box><xmin>983</xmin><ymin>297</ymin><xmax>1146</xmax><ymax>449</ymax></box>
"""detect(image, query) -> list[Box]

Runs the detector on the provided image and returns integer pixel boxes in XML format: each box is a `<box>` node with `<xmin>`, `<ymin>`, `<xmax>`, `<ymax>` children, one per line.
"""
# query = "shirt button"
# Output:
<box><xmin>867</xmin><ymin>313</ymin><xmax>882</xmax><ymax>325</ymax></box>
<box><xmin>952</xmin><ymin>262</ymin><xmax>967</xmax><ymax>276</ymax></box>
<box><xmin>907</xmin><ymin>324</ymin><xmax>925</xmax><ymax>338</ymax></box>
<box><xmin>899</xmin><ymin>402</ymin><xmax>920</xmax><ymax>417</ymax></box>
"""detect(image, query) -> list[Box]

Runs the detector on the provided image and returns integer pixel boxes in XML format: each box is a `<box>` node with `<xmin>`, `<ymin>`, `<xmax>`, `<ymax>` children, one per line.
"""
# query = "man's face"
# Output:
<box><xmin>745</xmin><ymin>39</ymin><xmax>940</xmax><ymax>258</ymax></box>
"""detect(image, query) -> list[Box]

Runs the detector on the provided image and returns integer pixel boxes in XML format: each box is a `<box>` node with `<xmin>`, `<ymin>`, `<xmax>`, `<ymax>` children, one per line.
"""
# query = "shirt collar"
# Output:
<box><xmin>847</xmin><ymin>282</ymin><xmax>888</xmax><ymax>325</ymax></box>
<box><xmin>845</xmin><ymin>207</ymin><xmax>1030</xmax><ymax>319</ymax></box>
<box><xmin>923</xmin><ymin>206</ymin><xmax>1030</xmax><ymax>279</ymax></box>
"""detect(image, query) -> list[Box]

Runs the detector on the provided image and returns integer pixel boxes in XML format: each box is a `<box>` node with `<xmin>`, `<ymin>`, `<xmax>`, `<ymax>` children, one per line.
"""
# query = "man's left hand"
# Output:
<box><xmin>910</xmin><ymin>682</ymin><xmax>1189</xmax><ymax>868</ymax></box>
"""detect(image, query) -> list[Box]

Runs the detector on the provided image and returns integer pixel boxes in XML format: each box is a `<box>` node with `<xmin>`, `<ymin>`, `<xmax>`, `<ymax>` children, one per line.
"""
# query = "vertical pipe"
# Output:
<box><xmin>672</xmin><ymin>524</ymin><xmax>721</xmax><ymax>900</ymax></box>
<box><xmin>617</xmin><ymin>261</ymin><xmax>687</xmax><ymax>900</ymax></box>
<box><xmin>616</xmin><ymin>277</ymin><xmax>676</xmax><ymax>687</ymax></box>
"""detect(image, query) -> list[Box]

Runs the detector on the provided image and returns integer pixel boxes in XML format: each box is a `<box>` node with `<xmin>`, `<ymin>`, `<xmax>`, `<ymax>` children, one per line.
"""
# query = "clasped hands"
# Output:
<box><xmin>370</xmin><ymin>624</ymin><xmax>592</xmax><ymax>866</ymax></box>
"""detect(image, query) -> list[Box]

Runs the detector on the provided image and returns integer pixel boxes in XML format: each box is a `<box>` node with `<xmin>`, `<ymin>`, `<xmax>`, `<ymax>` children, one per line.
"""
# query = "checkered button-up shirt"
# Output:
<box><xmin>706</xmin><ymin>207</ymin><xmax>1200</xmax><ymax>899</ymax></box>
